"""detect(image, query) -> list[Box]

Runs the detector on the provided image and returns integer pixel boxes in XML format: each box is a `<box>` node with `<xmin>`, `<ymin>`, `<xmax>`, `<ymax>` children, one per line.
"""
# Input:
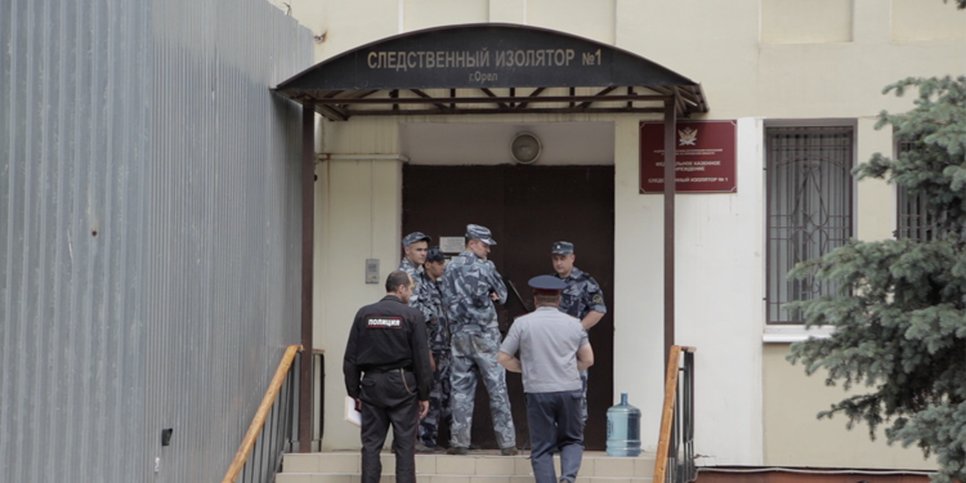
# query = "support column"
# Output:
<box><xmin>299</xmin><ymin>107</ymin><xmax>315</xmax><ymax>453</ymax></box>
<box><xmin>663</xmin><ymin>98</ymin><xmax>677</xmax><ymax>367</ymax></box>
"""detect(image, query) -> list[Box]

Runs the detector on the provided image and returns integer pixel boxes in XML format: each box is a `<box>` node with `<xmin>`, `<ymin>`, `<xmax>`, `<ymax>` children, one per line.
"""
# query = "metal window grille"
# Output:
<box><xmin>895</xmin><ymin>141</ymin><xmax>943</xmax><ymax>241</ymax></box>
<box><xmin>897</xmin><ymin>187</ymin><xmax>939</xmax><ymax>241</ymax></box>
<box><xmin>766</xmin><ymin>126</ymin><xmax>854</xmax><ymax>324</ymax></box>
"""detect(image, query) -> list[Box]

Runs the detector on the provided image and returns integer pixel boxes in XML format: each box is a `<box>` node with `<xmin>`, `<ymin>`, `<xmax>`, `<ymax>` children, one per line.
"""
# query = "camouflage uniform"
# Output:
<box><xmin>399</xmin><ymin>257</ymin><xmax>448</xmax><ymax>446</ymax></box>
<box><xmin>557</xmin><ymin>266</ymin><xmax>607</xmax><ymax>321</ymax></box>
<box><xmin>399</xmin><ymin>257</ymin><xmax>436</xmax><ymax>326</ymax></box>
<box><xmin>398</xmin><ymin>257</ymin><xmax>421</xmax><ymax>283</ymax></box>
<box><xmin>416</xmin><ymin>271</ymin><xmax>452</xmax><ymax>448</ymax></box>
<box><xmin>556</xmin><ymin>266</ymin><xmax>607</xmax><ymax>425</ymax></box>
<box><xmin>440</xmin><ymin>249</ymin><xmax>516</xmax><ymax>451</ymax></box>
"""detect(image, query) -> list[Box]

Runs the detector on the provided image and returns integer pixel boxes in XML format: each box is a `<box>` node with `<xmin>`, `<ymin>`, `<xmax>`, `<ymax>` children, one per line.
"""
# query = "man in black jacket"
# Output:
<box><xmin>344</xmin><ymin>271</ymin><xmax>432</xmax><ymax>483</ymax></box>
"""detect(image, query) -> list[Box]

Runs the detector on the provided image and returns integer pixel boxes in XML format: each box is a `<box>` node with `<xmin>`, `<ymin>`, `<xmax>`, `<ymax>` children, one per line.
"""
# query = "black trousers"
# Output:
<box><xmin>359</xmin><ymin>369</ymin><xmax>419</xmax><ymax>483</ymax></box>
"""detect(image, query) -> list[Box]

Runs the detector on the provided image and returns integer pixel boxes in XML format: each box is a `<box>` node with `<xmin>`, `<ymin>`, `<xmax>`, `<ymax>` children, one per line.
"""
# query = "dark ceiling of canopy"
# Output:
<box><xmin>274</xmin><ymin>23</ymin><xmax>708</xmax><ymax>121</ymax></box>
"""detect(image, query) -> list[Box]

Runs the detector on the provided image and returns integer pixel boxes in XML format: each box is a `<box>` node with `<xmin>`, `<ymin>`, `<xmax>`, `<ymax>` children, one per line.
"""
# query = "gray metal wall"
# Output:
<box><xmin>0</xmin><ymin>1</ymin><xmax>313</xmax><ymax>481</ymax></box>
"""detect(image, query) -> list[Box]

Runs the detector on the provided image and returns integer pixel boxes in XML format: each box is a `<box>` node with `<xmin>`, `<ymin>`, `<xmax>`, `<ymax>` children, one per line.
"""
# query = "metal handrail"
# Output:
<box><xmin>223</xmin><ymin>345</ymin><xmax>302</xmax><ymax>483</ymax></box>
<box><xmin>654</xmin><ymin>345</ymin><xmax>697</xmax><ymax>483</ymax></box>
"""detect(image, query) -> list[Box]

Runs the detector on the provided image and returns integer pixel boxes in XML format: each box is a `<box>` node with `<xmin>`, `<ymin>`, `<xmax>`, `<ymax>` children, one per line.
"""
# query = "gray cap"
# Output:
<box><xmin>402</xmin><ymin>231</ymin><xmax>431</xmax><ymax>247</ymax></box>
<box><xmin>466</xmin><ymin>224</ymin><xmax>497</xmax><ymax>245</ymax></box>
<box><xmin>426</xmin><ymin>246</ymin><xmax>445</xmax><ymax>262</ymax></box>
<box><xmin>528</xmin><ymin>274</ymin><xmax>566</xmax><ymax>291</ymax></box>
<box><xmin>551</xmin><ymin>241</ymin><xmax>574</xmax><ymax>255</ymax></box>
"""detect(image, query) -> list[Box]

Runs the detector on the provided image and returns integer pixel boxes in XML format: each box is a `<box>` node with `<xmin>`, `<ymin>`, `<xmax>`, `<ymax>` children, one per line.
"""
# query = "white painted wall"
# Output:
<box><xmin>761</xmin><ymin>0</ymin><xmax>854</xmax><ymax>44</ymax></box>
<box><xmin>400</xmin><ymin>122</ymin><xmax>614</xmax><ymax>165</ymax></box>
<box><xmin>315</xmin><ymin>156</ymin><xmax>404</xmax><ymax>450</ymax></box>
<box><xmin>611</xmin><ymin>115</ymin><xmax>668</xmax><ymax>456</ymax></box>
<box><xmin>613</xmin><ymin>117</ymin><xmax>766</xmax><ymax>464</ymax></box>
<box><xmin>855</xmin><ymin>117</ymin><xmax>897</xmax><ymax>241</ymax></box>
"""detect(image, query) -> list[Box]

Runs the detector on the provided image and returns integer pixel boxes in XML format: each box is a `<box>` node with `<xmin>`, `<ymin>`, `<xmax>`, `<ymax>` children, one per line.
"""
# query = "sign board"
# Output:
<box><xmin>439</xmin><ymin>236</ymin><xmax>465</xmax><ymax>254</ymax></box>
<box><xmin>278</xmin><ymin>25</ymin><xmax>696</xmax><ymax>92</ymax></box>
<box><xmin>639</xmin><ymin>120</ymin><xmax>737</xmax><ymax>193</ymax></box>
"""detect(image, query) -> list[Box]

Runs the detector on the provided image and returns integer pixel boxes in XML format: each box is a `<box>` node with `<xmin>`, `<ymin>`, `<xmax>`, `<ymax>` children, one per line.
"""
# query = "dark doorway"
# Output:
<box><xmin>403</xmin><ymin>164</ymin><xmax>614</xmax><ymax>450</ymax></box>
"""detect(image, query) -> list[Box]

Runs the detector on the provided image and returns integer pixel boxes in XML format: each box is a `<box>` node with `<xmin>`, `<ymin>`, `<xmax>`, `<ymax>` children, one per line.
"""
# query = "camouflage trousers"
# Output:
<box><xmin>580</xmin><ymin>369</ymin><xmax>589</xmax><ymax>426</ymax></box>
<box><xmin>449</xmin><ymin>325</ymin><xmax>516</xmax><ymax>450</ymax></box>
<box><xmin>418</xmin><ymin>350</ymin><xmax>452</xmax><ymax>448</ymax></box>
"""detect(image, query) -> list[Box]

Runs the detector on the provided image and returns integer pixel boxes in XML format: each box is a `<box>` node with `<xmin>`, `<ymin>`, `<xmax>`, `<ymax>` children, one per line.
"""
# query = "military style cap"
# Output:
<box><xmin>466</xmin><ymin>224</ymin><xmax>497</xmax><ymax>245</ymax></box>
<box><xmin>402</xmin><ymin>231</ymin><xmax>431</xmax><ymax>247</ymax></box>
<box><xmin>426</xmin><ymin>246</ymin><xmax>445</xmax><ymax>262</ymax></box>
<box><xmin>528</xmin><ymin>274</ymin><xmax>567</xmax><ymax>291</ymax></box>
<box><xmin>551</xmin><ymin>241</ymin><xmax>574</xmax><ymax>255</ymax></box>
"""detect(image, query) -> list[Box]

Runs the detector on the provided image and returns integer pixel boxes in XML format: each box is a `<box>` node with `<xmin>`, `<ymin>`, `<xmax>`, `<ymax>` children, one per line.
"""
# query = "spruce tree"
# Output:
<box><xmin>787</xmin><ymin>76</ymin><xmax>966</xmax><ymax>482</ymax></box>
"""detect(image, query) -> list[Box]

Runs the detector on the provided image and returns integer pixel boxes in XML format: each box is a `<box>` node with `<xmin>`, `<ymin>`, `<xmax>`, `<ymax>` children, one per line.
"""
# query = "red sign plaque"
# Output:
<box><xmin>639</xmin><ymin>120</ymin><xmax>737</xmax><ymax>193</ymax></box>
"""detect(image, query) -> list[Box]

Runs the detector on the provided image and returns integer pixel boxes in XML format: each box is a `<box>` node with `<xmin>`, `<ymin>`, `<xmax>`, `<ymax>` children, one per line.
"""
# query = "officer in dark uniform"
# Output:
<box><xmin>343</xmin><ymin>270</ymin><xmax>432</xmax><ymax>483</ymax></box>
<box><xmin>550</xmin><ymin>241</ymin><xmax>607</xmax><ymax>426</ymax></box>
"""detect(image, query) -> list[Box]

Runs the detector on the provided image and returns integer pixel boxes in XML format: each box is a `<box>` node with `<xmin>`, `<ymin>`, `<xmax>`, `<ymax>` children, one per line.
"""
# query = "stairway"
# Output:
<box><xmin>277</xmin><ymin>450</ymin><xmax>655</xmax><ymax>482</ymax></box>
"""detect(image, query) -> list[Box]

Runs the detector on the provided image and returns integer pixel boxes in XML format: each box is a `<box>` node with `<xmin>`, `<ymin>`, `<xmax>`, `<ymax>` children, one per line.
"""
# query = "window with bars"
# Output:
<box><xmin>897</xmin><ymin>186</ymin><xmax>939</xmax><ymax>241</ymax></box>
<box><xmin>895</xmin><ymin>141</ymin><xmax>942</xmax><ymax>241</ymax></box>
<box><xmin>766</xmin><ymin>126</ymin><xmax>854</xmax><ymax>324</ymax></box>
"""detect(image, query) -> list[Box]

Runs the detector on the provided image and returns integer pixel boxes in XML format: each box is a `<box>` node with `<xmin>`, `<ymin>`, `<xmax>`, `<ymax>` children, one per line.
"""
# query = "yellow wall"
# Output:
<box><xmin>763</xmin><ymin>344</ymin><xmax>935</xmax><ymax>469</ymax></box>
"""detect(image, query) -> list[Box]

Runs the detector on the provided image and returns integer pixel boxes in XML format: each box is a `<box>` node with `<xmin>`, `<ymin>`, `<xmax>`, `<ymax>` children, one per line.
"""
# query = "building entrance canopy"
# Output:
<box><xmin>277</xmin><ymin>23</ymin><xmax>707</xmax><ymax>400</ymax></box>
<box><xmin>274</xmin><ymin>23</ymin><xmax>708</xmax><ymax>121</ymax></box>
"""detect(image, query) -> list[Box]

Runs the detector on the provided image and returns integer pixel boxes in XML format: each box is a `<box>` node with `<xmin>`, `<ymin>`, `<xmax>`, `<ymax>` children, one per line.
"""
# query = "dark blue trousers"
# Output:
<box><xmin>526</xmin><ymin>390</ymin><xmax>585</xmax><ymax>483</ymax></box>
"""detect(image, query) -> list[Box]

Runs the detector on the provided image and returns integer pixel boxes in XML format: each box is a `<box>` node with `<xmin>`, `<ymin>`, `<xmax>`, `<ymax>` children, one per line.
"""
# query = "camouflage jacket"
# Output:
<box><xmin>398</xmin><ymin>257</ymin><xmax>437</xmax><ymax>324</ymax></box>
<box><xmin>419</xmin><ymin>274</ymin><xmax>451</xmax><ymax>353</ymax></box>
<box><xmin>440</xmin><ymin>250</ymin><xmax>507</xmax><ymax>330</ymax></box>
<box><xmin>556</xmin><ymin>266</ymin><xmax>607</xmax><ymax>320</ymax></box>
<box><xmin>399</xmin><ymin>257</ymin><xmax>421</xmax><ymax>279</ymax></box>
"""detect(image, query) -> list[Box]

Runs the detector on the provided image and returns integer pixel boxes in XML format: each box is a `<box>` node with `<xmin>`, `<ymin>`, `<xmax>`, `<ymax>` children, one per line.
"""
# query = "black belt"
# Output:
<box><xmin>364</xmin><ymin>365</ymin><xmax>413</xmax><ymax>374</ymax></box>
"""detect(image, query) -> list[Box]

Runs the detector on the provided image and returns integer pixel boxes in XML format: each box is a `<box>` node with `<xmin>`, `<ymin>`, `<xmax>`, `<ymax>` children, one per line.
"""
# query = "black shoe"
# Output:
<box><xmin>447</xmin><ymin>446</ymin><xmax>468</xmax><ymax>455</ymax></box>
<box><xmin>500</xmin><ymin>447</ymin><xmax>518</xmax><ymax>456</ymax></box>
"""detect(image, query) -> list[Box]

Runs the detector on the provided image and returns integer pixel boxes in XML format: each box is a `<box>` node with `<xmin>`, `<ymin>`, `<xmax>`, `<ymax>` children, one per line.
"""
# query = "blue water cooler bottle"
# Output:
<box><xmin>606</xmin><ymin>392</ymin><xmax>641</xmax><ymax>457</ymax></box>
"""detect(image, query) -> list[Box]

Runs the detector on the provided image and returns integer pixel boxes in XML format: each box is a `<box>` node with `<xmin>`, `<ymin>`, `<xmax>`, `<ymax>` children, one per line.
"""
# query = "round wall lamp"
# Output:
<box><xmin>510</xmin><ymin>132</ymin><xmax>542</xmax><ymax>164</ymax></box>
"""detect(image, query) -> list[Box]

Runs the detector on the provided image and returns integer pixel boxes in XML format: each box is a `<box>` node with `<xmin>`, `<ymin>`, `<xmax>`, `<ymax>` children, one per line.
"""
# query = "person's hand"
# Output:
<box><xmin>490</xmin><ymin>292</ymin><xmax>500</xmax><ymax>301</ymax></box>
<box><xmin>418</xmin><ymin>400</ymin><xmax>430</xmax><ymax>419</ymax></box>
<box><xmin>355</xmin><ymin>398</ymin><xmax>362</xmax><ymax>412</ymax></box>
<box><xmin>430</xmin><ymin>352</ymin><xmax>437</xmax><ymax>372</ymax></box>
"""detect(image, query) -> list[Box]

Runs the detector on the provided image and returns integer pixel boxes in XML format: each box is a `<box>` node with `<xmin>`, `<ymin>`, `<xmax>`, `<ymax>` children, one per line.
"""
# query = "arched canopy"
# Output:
<box><xmin>274</xmin><ymin>23</ymin><xmax>708</xmax><ymax>121</ymax></box>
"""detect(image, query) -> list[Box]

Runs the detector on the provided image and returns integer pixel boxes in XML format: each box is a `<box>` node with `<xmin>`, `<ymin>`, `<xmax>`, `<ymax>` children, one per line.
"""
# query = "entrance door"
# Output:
<box><xmin>403</xmin><ymin>164</ymin><xmax>614</xmax><ymax>450</ymax></box>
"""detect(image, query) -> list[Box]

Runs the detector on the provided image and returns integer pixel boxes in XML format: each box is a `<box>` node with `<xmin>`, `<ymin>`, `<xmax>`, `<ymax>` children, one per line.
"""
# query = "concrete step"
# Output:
<box><xmin>278</xmin><ymin>450</ymin><xmax>654</xmax><ymax>483</ymax></box>
<box><xmin>278</xmin><ymin>477</ymin><xmax>651</xmax><ymax>483</ymax></box>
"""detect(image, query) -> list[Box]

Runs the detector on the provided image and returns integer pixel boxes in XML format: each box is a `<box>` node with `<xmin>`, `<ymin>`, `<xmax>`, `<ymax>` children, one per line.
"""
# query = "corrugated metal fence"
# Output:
<box><xmin>0</xmin><ymin>1</ymin><xmax>313</xmax><ymax>481</ymax></box>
